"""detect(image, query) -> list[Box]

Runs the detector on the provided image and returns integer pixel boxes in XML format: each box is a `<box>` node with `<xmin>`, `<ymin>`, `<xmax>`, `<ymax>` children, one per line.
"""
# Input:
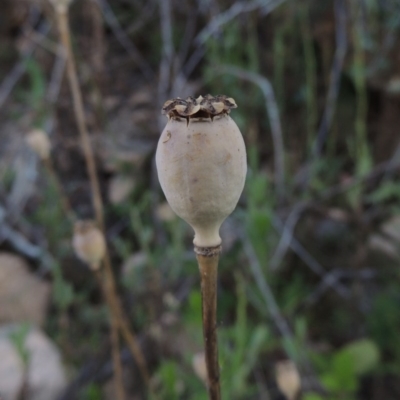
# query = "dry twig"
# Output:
<box><xmin>158</xmin><ymin>0</ymin><xmax>174</xmax><ymax>127</ymax></box>
<box><xmin>219</xmin><ymin>65</ymin><xmax>285</xmax><ymax>200</ymax></box>
<box><xmin>54</xmin><ymin>5</ymin><xmax>152</xmax><ymax>395</ymax></box>
<box><xmin>95</xmin><ymin>0</ymin><xmax>153</xmax><ymax>80</ymax></box>
<box><xmin>195</xmin><ymin>0</ymin><xmax>287</xmax><ymax>45</ymax></box>
<box><xmin>313</xmin><ymin>0</ymin><xmax>348</xmax><ymax>156</ymax></box>
<box><xmin>240</xmin><ymin>232</ymin><xmax>322</xmax><ymax>392</ymax></box>
<box><xmin>272</xmin><ymin>215</ymin><xmax>350</xmax><ymax>298</ymax></box>
<box><xmin>54</xmin><ymin>6</ymin><xmax>126</xmax><ymax>399</ymax></box>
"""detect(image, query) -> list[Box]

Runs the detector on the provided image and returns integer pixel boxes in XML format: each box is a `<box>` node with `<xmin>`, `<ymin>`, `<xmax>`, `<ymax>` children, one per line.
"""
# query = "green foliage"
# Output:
<box><xmin>218</xmin><ymin>276</ymin><xmax>270</xmax><ymax>399</ymax></box>
<box><xmin>342</xmin><ymin>339</ymin><xmax>380</xmax><ymax>376</ymax></box>
<box><xmin>183</xmin><ymin>289</ymin><xmax>202</xmax><ymax>329</ymax></box>
<box><xmin>245</xmin><ymin>155</ymin><xmax>274</xmax><ymax>265</ymax></box>
<box><xmin>31</xmin><ymin>171</ymin><xmax>71</xmax><ymax>251</ymax></box>
<box><xmin>307</xmin><ymin>339</ymin><xmax>380</xmax><ymax>400</ymax></box>
<box><xmin>16</xmin><ymin>58</ymin><xmax>47</xmax><ymax>125</ymax></box>
<box><xmin>9</xmin><ymin>323</ymin><xmax>30</xmax><ymax>366</ymax></box>
<box><xmin>157</xmin><ymin>361</ymin><xmax>180</xmax><ymax>399</ymax></box>
<box><xmin>159</xmin><ymin>276</ymin><xmax>270</xmax><ymax>399</ymax></box>
<box><xmin>303</xmin><ymin>393</ymin><xmax>324</xmax><ymax>400</ymax></box>
<box><xmin>367</xmin><ymin>288</ymin><xmax>400</xmax><ymax>369</ymax></box>
<box><xmin>366</xmin><ymin>181</ymin><xmax>400</xmax><ymax>203</ymax></box>
<box><xmin>52</xmin><ymin>260</ymin><xmax>75</xmax><ymax>311</ymax></box>
<box><xmin>21</xmin><ymin>58</ymin><xmax>46</xmax><ymax>107</ymax></box>
<box><xmin>80</xmin><ymin>383</ymin><xmax>103</xmax><ymax>400</ymax></box>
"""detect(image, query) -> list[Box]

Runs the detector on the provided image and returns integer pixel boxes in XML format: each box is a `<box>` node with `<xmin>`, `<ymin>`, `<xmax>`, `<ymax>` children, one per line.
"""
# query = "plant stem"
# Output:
<box><xmin>195</xmin><ymin>245</ymin><xmax>221</xmax><ymax>400</ymax></box>
<box><xmin>55</xmin><ymin>5</ymin><xmax>151</xmax><ymax>397</ymax></box>
<box><xmin>94</xmin><ymin>270</ymin><xmax>126</xmax><ymax>400</ymax></box>
<box><xmin>56</xmin><ymin>7</ymin><xmax>103</xmax><ymax>226</ymax></box>
<box><xmin>117</xmin><ymin>310</ymin><xmax>150</xmax><ymax>385</ymax></box>
<box><xmin>56</xmin><ymin>8</ymin><xmax>125</xmax><ymax>399</ymax></box>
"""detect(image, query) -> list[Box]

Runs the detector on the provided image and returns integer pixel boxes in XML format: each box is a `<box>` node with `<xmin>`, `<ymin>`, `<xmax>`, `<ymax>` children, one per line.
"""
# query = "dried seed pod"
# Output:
<box><xmin>26</xmin><ymin>129</ymin><xmax>51</xmax><ymax>160</ymax></box>
<box><xmin>48</xmin><ymin>0</ymin><xmax>73</xmax><ymax>12</ymax></box>
<box><xmin>72</xmin><ymin>220</ymin><xmax>106</xmax><ymax>270</ymax></box>
<box><xmin>156</xmin><ymin>95</ymin><xmax>246</xmax><ymax>248</ymax></box>
<box><xmin>275</xmin><ymin>360</ymin><xmax>301</xmax><ymax>400</ymax></box>
<box><xmin>192</xmin><ymin>352</ymin><xmax>208</xmax><ymax>385</ymax></box>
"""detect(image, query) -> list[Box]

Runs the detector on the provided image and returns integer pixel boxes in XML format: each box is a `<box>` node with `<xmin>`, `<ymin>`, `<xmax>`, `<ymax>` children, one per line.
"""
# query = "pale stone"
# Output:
<box><xmin>108</xmin><ymin>175</ymin><xmax>136</xmax><ymax>205</ymax></box>
<box><xmin>0</xmin><ymin>326</ymin><xmax>67</xmax><ymax>400</ymax></box>
<box><xmin>0</xmin><ymin>336</ymin><xmax>24</xmax><ymax>400</ymax></box>
<box><xmin>0</xmin><ymin>253</ymin><xmax>50</xmax><ymax>327</ymax></box>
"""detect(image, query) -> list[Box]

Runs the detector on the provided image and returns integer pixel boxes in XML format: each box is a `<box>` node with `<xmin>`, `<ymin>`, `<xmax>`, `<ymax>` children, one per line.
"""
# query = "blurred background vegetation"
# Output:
<box><xmin>1</xmin><ymin>0</ymin><xmax>400</xmax><ymax>399</ymax></box>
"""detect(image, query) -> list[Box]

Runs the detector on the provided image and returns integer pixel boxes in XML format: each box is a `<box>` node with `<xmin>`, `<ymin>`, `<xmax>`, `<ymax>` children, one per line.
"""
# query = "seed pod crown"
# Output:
<box><xmin>162</xmin><ymin>94</ymin><xmax>237</xmax><ymax>121</ymax></box>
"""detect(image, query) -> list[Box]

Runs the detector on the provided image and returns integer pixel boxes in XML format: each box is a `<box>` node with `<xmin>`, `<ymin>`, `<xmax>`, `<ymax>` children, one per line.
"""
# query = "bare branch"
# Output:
<box><xmin>95</xmin><ymin>0</ymin><xmax>153</xmax><ymax>80</ymax></box>
<box><xmin>158</xmin><ymin>0</ymin><xmax>174</xmax><ymax>127</ymax></box>
<box><xmin>313</xmin><ymin>0</ymin><xmax>348</xmax><ymax>156</ymax></box>
<box><xmin>219</xmin><ymin>65</ymin><xmax>285</xmax><ymax>200</ymax></box>
<box><xmin>271</xmin><ymin>215</ymin><xmax>350</xmax><ymax>298</ymax></box>
<box><xmin>270</xmin><ymin>203</ymin><xmax>308</xmax><ymax>270</ymax></box>
<box><xmin>195</xmin><ymin>0</ymin><xmax>287</xmax><ymax>45</ymax></box>
<box><xmin>46</xmin><ymin>45</ymin><xmax>67</xmax><ymax>104</ymax></box>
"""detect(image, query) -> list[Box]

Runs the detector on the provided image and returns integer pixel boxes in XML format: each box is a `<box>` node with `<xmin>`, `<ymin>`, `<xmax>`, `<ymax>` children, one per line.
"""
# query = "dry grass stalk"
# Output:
<box><xmin>54</xmin><ymin>5</ymin><xmax>125</xmax><ymax>398</ymax></box>
<box><xmin>52</xmin><ymin>3</ymin><xmax>151</xmax><ymax>398</ymax></box>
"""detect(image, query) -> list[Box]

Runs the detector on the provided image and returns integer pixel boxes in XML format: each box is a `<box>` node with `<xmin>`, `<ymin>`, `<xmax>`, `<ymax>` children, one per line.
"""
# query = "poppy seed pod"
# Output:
<box><xmin>72</xmin><ymin>220</ymin><xmax>106</xmax><ymax>270</ymax></box>
<box><xmin>26</xmin><ymin>129</ymin><xmax>51</xmax><ymax>160</ymax></box>
<box><xmin>156</xmin><ymin>95</ymin><xmax>247</xmax><ymax>248</ymax></box>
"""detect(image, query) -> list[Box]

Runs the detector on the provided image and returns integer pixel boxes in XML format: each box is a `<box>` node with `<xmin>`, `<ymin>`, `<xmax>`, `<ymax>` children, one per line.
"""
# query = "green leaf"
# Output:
<box><xmin>184</xmin><ymin>290</ymin><xmax>202</xmax><ymax>327</ymax></box>
<box><xmin>52</xmin><ymin>262</ymin><xmax>75</xmax><ymax>310</ymax></box>
<box><xmin>366</xmin><ymin>181</ymin><xmax>400</xmax><ymax>203</ymax></box>
<box><xmin>158</xmin><ymin>361</ymin><xmax>179</xmax><ymax>399</ymax></box>
<box><xmin>23</xmin><ymin>58</ymin><xmax>46</xmax><ymax>107</ymax></box>
<box><xmin>331</xmin><ymin>349</ymin><xmax>357</xmax><ymax>391</ymax></box>
<box><xmin>303</xmin><ymin>393</ymin><xmax>324</xmax><ymax>400</ymax></box>
<box><xmin>246</xmin><ymin>325</ymin><xmax>269</xmax><ymax>368</ymax></box>
<box><xmin>340</xmin><ymin>339</ymin><xmax>380</xmax><ymax>376</ymax></box>
<box><xmin>9</xmin><ymin>323</ymin><xmax>30</xmax><ymax>365</ymax></box>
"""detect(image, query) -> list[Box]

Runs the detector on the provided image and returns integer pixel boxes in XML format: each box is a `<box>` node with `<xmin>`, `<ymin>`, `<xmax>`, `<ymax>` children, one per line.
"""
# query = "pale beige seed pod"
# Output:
<box><xmin>72</xmin><ymin>220</ymin><xmax>106</xmax><ymax>270</ymax></box>
<box><xmin>48</xmin><ymin>0</ymin><xmax>73</xmax><ymax>13</ymax></box>
<box><xmin>192</xmin><ymin>352</ymin><xmax>208</xmax><ymax>386</ymax></box>
<box><xmin>156</xmin><ymin>95</ymin><xmax>247</xmax><ymax>248</ymax></box>
<box><xmin>275</xmin><ymin>360</ymin><xmax>301</xmax><ymax>400</ymax></box>
<box><xmin>26</xmin><ymin>129</ymin><xmax>51</xmax><ymax>160</ymax></box>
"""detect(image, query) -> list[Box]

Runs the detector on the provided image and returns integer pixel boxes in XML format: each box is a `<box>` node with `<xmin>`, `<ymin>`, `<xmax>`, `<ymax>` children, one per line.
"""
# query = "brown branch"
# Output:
<box><xmin>56</xmin><ymin>6</ymin><xmax>103</xmax><ymax>227</ymax></box>
<box><xmin>53</xmin><ymin>3</ymin><xmax>152</xmax><ymax>397</ymax></box>
<box><xmin>95</xmin><ymin>270</ymin><xmax>126</xmax><ymax>400</ymax></box>
<box><xmin>55</xmin><ymin>7</ymin><xmax>125</xmax><ymax>400</ymax></box>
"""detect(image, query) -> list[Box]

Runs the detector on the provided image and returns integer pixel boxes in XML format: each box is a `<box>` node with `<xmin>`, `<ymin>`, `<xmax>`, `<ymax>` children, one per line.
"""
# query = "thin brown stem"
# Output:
<box><xmin>195</xmin><ymin>245</ymin><xmax>221</xmax><ymax>400</ymax></box>
<box><xmin>103</xmin><ymin>252</ymin><xmax>151</xmax><ymax>386</ymax></box>
<box><xmin>54</xmin><ymin>5</ymin><xmax>151</xmax><ymax>396</ymax></box>
<box><xmin>118</xmin><ymin>311</ymin><xmax>150</xmax><ymax>385</ymax></box>
<box><xmin>95</xmin><ymin>270</ymin><xmax>125</xmax><ymax>400</ymax></box>
<box><xmin>56</xmin><ymin>7</ymin><xmax>103</xmax><ymax>227</ymax></box>
<box><xmin>55</xmin><ymin>8</ymin><xmax>125</xmax><ymax>400</ymax></box>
